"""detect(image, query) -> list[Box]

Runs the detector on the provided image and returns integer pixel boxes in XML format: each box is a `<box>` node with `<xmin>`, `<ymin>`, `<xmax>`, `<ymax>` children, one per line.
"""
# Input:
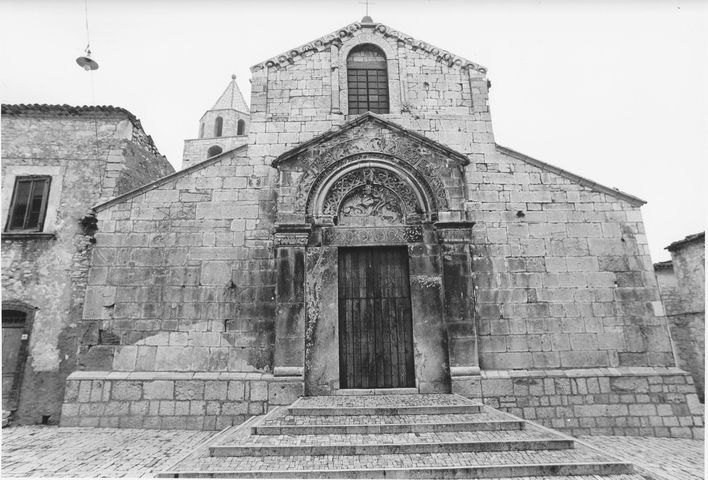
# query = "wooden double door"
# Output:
<box><xmin>338</xmin><ymin>246</ymin><xmax>415</xmax><ymax>389</ymax></box>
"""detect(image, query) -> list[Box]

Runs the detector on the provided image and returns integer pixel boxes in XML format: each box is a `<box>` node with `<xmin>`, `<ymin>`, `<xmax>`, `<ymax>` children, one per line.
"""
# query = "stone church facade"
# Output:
<box><xmin>59</xmin><ymin>19</ymin><xmax>702</xmax><ymax>437</ymax></box>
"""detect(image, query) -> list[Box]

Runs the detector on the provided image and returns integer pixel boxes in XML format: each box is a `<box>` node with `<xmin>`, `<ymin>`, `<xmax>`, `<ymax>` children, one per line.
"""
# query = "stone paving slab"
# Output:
<box><xmin>580</xmin><ymin>436</ymin><xmax>704</xmax><ymax>480</ymax></box>
<box><xmin>1</xmin><ymin>425</ymin><xmax>213</xmax><ymax>478</ymax></box>
<box><xmin>1</xmin><ymin>426</ymin><xmax>700</xmax><ymax>479</ymax></box>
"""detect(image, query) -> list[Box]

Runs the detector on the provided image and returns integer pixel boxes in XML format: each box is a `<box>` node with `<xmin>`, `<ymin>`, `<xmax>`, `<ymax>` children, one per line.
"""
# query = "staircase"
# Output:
<box><xmin>158</xmin><ymin>393</ymin><xmax>646</xmax><ymax>479</ymax></box>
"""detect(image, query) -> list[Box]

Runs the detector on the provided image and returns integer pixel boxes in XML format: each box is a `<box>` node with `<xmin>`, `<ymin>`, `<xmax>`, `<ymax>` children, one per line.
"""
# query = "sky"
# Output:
<box><xmin>0</xmin><ymin>0</ymin><xmax>706</xmax><ymax>262</ymax></box>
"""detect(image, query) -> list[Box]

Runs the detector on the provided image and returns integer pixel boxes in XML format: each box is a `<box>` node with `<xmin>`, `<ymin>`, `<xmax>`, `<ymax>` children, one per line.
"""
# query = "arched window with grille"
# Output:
<box><xmin>237</xmin><ymin>119</ymin><xmax>245</xmax><ymax>136</ymax></box>
<box><xmin>347</xmin><ymin>44</ymin><xmax>389</xmax><ymax>114</ymax></box>
<box><xmin>214</xmin><ymin>117</ymin><xmax>223</xmax><ymax>137</ymax></box>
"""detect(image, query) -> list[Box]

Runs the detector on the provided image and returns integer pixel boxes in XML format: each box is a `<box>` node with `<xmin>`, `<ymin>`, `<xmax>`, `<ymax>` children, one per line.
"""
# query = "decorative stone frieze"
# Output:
<box><xmin>321</xmin><ymin>225</ymin><xmax>423</xmax><ymax>246</ymax></box>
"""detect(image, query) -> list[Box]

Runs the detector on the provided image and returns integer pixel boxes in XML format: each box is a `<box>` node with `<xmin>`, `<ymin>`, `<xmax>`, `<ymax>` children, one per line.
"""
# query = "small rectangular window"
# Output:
<box><xmin>5</xmin><ymin>176</ymin><xmax>51</xmax><ymax>232</ymax></box>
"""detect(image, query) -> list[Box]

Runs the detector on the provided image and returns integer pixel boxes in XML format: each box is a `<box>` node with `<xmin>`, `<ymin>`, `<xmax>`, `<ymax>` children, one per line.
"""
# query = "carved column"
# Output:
<box><xmin>436</xmin><ymin>222</ymin><xmax>479</xmax><ymax>378</ymax></box>
<box><xmin>273</xmin><ymin>224</ymin><xmax>310</xmax><ymax>377</ymax></box>
<box><xmin>408</xmin><ymin>223</ymin><xmax>451</xmax><ymax>393</ymax></box>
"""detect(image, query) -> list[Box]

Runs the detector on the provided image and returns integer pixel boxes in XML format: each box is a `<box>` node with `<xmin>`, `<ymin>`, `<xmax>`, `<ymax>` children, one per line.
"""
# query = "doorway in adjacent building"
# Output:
<box><xmin>338</xmin><ymin>246</ymin><xmax>415</xmax><ymax>389</ymax></box>
<box><xmin>2</xmin><ymin>310</ymin><xmax>28</xmax><ymax>412</ymax></box>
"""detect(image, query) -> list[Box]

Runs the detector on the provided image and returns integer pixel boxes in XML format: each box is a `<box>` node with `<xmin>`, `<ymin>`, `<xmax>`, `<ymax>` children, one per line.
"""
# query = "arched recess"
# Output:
<box><xmin>207</xmin><ymin>145</ymin><xmax>223</xmax><ymax>158</ymax></box>
<box><xmin>2</xmin><ymin>301</ymin><xmax>36</xmax><ymax>414</ymax></box>
<box><xmin>237</xmin><ymin>119</ymin><xmax>246</xmax><ymax>136</ymax></box>
<box><xmin>305</xmin><ymin>157</ymin><xmax>440</xmax><ymax>225</ymax></box>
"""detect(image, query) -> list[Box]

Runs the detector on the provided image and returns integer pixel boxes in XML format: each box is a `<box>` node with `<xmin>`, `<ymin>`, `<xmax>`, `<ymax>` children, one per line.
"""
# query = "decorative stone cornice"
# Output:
<box><xmin>251</xmin><ymin>22</ymin><xmax>486</xmax><ymax>74</ymax></box>
<box><xmin>273</xmin><ymin>223</ymin><xmax>311</xmax><ymax>247</ymax></box>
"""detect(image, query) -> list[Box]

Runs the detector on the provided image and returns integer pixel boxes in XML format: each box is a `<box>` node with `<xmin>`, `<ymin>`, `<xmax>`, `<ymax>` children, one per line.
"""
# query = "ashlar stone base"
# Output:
<box><xmin>59</xmin><ymin>372</ymin><xmax>302</xmax><ymax>430</ymax></box>
<box><xmin>452</xmin><ymin>367</ymin><xmax>704</xmax><ymax>439</ymax></box>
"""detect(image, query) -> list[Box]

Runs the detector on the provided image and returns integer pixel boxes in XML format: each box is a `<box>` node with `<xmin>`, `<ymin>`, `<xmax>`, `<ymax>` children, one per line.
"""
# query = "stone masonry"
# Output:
<box><xmin>655</xmin><ymin>232</ymin><xmax>705</xmax><ymax>402</ymax></box>
<box><xmin>1</xmin><ymin>104</ymin><xmax>174</xmax><ymax>425</ymax></box>
<box><xmin>61</xmin><ymin>19</ymin><xmax>702</xmax><ymax>437</ymax></box>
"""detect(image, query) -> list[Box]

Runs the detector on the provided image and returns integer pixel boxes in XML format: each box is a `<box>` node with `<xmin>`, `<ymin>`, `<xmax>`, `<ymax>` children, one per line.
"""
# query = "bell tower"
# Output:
<box><xmin>181</xmin><ymin>75</ymin><xmax>250</xmax><ymax>169</ymax></box>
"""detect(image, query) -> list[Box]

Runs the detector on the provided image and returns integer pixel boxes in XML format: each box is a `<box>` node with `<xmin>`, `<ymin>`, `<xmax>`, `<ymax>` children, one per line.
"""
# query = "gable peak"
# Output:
<box><xmin>251</xmin><ymin>21</ymin><xmax>486</xmax><ymax>74</ymax></box>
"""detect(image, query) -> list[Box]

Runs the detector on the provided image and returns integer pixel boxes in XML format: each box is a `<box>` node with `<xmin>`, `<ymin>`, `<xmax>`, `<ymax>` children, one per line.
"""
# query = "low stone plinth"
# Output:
<box><xmin>59</xmin><ymin>371</ymin><xmax>302</xmax><ymax>430</ymax></box>
<box><xmin>452</xmin><ymin>367</ymin><xmax>704</xmax><ymax>439</ymax></box>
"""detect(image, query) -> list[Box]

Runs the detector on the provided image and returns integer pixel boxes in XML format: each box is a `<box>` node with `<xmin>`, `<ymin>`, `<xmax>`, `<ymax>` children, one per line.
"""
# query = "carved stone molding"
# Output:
<box><xmin>252</xmin><ymin>21</ymin><xmax>486</xmax><ymax>74</ymax></box>
<box><xmin>273</xmin><ymin>223</ymin><xmax>311</xmax><ymax>247</ymax></box>
<box><xmin>322</xmin><ymin>225</ymin><xmax>423</xmax><ymax>246</ymax></box>
<box><xmin>435</xmin><ymin>221</ymin><xmax>476</xmax><ymax>244</ymax></box>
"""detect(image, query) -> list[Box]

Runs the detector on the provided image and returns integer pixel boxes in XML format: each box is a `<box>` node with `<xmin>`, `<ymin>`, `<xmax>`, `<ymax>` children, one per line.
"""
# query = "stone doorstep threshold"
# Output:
<box><xmin>333</xmin><ymin>388</ymin><xmax>418</xmax><ymax>395</ymax></box>
<box><xmin>287</xmin><ymin>404</ymin><xmax>482</xmax><ymax>416</ymax></box>
<box><xmin>156</xmin><ymin>462</ymin><xmax>634</xmax><ymax>479</ymax></box>
<box><xmin>253</xmin><ymin>419</ymin><xmax>526</xmax><ymax>435</ymax></box>
<box><xmin>208</xmin><ymin>438</ymin><xmax>575</xmax><ymax>457</ymax></box>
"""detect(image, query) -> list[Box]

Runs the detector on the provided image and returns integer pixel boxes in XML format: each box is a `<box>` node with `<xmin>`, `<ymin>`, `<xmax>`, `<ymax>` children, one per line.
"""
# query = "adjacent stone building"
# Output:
<box><xmin>1</xmin><ymin>104</ymin><xmax>174</xmax><ymax>425</ymax></box>
<box><xmin>655</xmin><ymin>232</ymin><xmax>705</xmax><ymax>402</ymax></box>
<box><xmin>59</xmin><ymin>19</ymin><xmax>702</xmax><ymax>437</ymax></box>
<box><xmin>182</xmin><ymin>75</ymin><xmax>250</xmax><ymax>169</ymax></box>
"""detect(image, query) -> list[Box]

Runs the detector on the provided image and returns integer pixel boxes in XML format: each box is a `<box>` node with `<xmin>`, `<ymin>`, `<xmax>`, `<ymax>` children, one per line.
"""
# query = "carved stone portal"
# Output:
<box><xmin>321</xmin><ymin>167</ymin><xmax>422</xmax><ymax>225</ymax></box>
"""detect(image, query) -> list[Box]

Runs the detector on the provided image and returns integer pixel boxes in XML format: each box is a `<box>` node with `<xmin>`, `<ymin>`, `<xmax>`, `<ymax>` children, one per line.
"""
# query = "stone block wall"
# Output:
<box><xmin>467</xmin><ymin>147</ymin><xmax>674</xmax><ymax>371</ymax></box>
<box><xmin>453</xmin><ymin>367</ymin><xmax>703</xmax><ymax>439</ymax></box>
<box><xmin>663</xmin><ymin>234</ymin><xmax>705</xmax><ymax>401</ymax></box>
<box><xmin>183</xmin><ymin>108</ymin><xmax>250</xmax><ymax>169</ymax></box>
<box><xmin>81</xmin><ymin>148</ymin><xmax>278</xmax><ymax>375</ymax></box>
<box><xmin>247</xmin><ymin>21</ymin><xmax>493</xmax><ymax>167</ymax></box>
<box><xmin>1</xmin><ymin>107</ymin><xmax>174</xmax><ymax>425</ymax></box>
<box><xmin>60</xmin><ymin>372</ymin><xmax>301</xmax><ymax>430</ymax></box>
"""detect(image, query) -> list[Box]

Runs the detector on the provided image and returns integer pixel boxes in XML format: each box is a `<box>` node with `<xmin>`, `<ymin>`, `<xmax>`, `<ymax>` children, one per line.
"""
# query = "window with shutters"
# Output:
<box><xmin>5</xmin><ymin>176</ymin><xmax>51</xmax><ymax>232</ymax></box>
<box><xmin>347</xmin><ymin>44</ymin><xmax>389</xmax><ymax>114</ymax></box>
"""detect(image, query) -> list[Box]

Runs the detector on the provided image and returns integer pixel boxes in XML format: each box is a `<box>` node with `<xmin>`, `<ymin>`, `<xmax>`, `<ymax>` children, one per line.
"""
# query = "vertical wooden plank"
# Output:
<box><xmin>383</xmin><ymin>248</ymin><xmax>394</xmax><ymax>388</ymax></box>
<box><xmin>338</xmin><ymin>249</ymin><xmax>346</xmax><ymax>388</ymax></box>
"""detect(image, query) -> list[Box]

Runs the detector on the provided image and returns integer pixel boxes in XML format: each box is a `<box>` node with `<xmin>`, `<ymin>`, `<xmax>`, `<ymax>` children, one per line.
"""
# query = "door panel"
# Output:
<box><xmin>338</xmin><ymin>247</ymin><xmax>414</xmax><ymax>389</ymax></box>
<box><xmin>2</xmin><ymin>310</ymin><xmax>27</xmax><ymax>411</ymax></box>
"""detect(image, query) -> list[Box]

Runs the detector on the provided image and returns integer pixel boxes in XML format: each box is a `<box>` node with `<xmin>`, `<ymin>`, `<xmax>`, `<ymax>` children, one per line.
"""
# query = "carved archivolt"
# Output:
<box><xmin>299</xmin><ymin>148</ymin><xmax>448</xmax><ymax>219</ymax></box>
<box><xmin>307</xmin><ymin>159</ymin><xmax>436</xmax><ymax>224</ymax></box>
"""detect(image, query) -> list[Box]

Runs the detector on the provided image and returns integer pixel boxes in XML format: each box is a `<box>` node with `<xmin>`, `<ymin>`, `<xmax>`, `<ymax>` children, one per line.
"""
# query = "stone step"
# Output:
<box><xmin>159</xmin><ymin>473</ymin><xmax>645</xmax><ymax>480</ymax></box>
<box><xmin>159</xmin><ymin>459</ymin><xmax>633</xmax><ymax>478</ymax></box>
<box><xmin>210</xmin><ymin>437</ymin><xmax>574</xmax><ymax>457</ymax></box>
<box><xmin>253</xmin><ymin>418</ymin><xmax>524</xmax><ymax>435</ymax></box>
<box><xmin>288</xmin><ymin>404</ymin><xmax>482</xmax><ymax>416</ymax></box>
<box><xmin>334</xmin><ymin>388</ymin><xmax>418</xmax><ymax>395</ymax></box>
<box><xmin>157</xmin><ymin>395</ymin><xmax>638</xmax><ymax>479</ymax></box>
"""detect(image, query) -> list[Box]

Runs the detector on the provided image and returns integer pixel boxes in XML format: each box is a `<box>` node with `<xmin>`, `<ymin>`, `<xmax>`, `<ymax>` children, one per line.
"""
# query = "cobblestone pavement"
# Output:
<box><xmin>1</xmin><ymin>426</ymin><xmax>214</xmax><ymax>478</ymax></box>
<box><xmin>580</xmin><ymin>435</ymin><xmax>704</xmax><ymax>480</ymax></box>
<box><xmin>1</xmin><ymin>425</ymin><xmax>703</xmax><ymax>478</ymax></box>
